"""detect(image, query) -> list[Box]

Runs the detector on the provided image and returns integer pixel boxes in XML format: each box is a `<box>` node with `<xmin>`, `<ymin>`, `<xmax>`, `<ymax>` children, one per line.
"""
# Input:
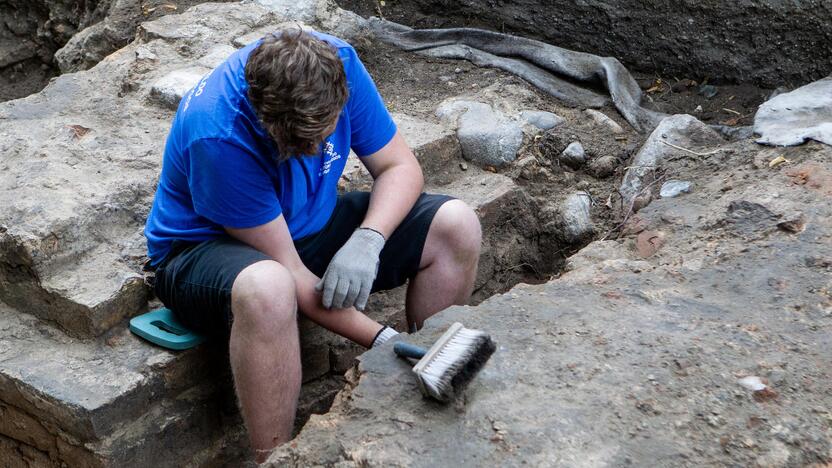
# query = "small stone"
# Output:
<box><xmin>460</xmin><ymin>163</ymin><xmax>468</xmax><ymax>171</ymax></box>
<box><xmin>135</xmin><ymin>47</ymin><xmax>158</xmax><ymax>61</ymax></box>
<box><xmin>520</xmin><ymin>110</ymin><xmax>564</xmax><ymax>130</ymax></box>
<box><xmin>698</xmin><ymin>84</ymin><xmax>719</xmax><ymax>99</ymax></box>
<box><xmin>560</xmin><ymin>191</ymin><xmax>594</xmax><ymax>243</ymax></box>
<box><xmin>659</xmin><ymin>180</ymin><xmax>693</xmax><ymax>198</ymax></box>
<box><xmin>439</xmin><ymin>75</ymin><xmax>453</xmax><ymax>82</ymax></box>
<box><xmin>514</xmin><ymin>156</ymin><xmax>536</xmax><ymax>169</ymax></box>
<box><xmin>585</xmin><ymin>109</ymin><xmax>625</xmax><ymax>134</ymax></box>
<box><xmin>560</xmin><ymin>142</ymin><xmax>586</xmax><ymax>168</ymax></box>
<box><xmin>706</xmin><ymin>415</ymin><xmax>724</xmax><ymax>427</ymax></box>
<box><xmin>694</xmin><ymin>105</ymin><xmax>703</xmax><ymax>113</ymax></box>
<box><xmin>738</xmin><ymin>376</ymin><xmax>766</xmax><ymax>391</ymax></box>
<box><xmin>588</xmin><ymin>155</ymin><xmax>618</xmax><ymax>178</ymax></box>
<box><xmin>454</xmin><ymin>67</ymin><xmax>462</xmax><ymax>74</ymax></box>
<box><xmin>447</xmin><ymin>81</ymin><xmax>457</xmax><ymax>87</ymax></box>
<box><xmin>767</xmin><ymin>369</ymin><xmax>787</xmax><ymax>386</ymax></box>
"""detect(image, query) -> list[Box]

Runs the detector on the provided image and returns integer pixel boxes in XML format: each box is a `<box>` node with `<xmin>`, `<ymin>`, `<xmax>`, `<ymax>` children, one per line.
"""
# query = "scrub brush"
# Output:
<box><xmin>393</xmin><ymin>322</ymin><xmax>496</xmax><ymax>402</ymax></box>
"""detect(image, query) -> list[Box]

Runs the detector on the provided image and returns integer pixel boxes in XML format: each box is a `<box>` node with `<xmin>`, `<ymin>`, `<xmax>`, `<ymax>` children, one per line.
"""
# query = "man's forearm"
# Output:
<box><xmin>291</xmin><ymin>265</ymin><xmax>382</xmax><ymax>348</ymax></box>
<box><xmin>225</xmin><ymin>217</ymin><xmax>383</xmax><ymax>348</ymax></box>
<box><xmin>360</xmin><ymin>158</ymin><xmax>424</xmax><ymax>238</ymax></box>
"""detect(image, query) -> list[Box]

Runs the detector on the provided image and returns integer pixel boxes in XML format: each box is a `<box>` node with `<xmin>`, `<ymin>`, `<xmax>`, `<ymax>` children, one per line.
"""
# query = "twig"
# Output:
<box><xmin>599</xmin><ymin>172</ymin><xmax>669</xmax><ymax>241</ymax></box>
<box><xmin>375</xmin><ymin>0</ymin><xmax>385</xmax><ymax>20</ymax></box>
<box><xmin>660</xmin><ymin>140</ymin><xmax>722</xmax><ymax>157</ymax></box>
<box><xmin>722</xmin><ymin>108</ymin><xmax>742</xmax><ymax>115</ymax></box>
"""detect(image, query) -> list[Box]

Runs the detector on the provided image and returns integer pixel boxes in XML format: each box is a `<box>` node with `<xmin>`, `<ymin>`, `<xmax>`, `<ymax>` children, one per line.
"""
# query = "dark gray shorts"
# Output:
<box><xmin>152</xmin><ymin>192</ymin><xmax>453</xmax><ymax>335</ymax></box>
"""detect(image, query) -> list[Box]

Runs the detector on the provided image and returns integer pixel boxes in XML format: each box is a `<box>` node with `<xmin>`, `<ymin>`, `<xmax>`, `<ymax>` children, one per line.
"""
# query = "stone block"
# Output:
<box><xmin>0</xmin><ymin>303</ymin><xmax>209</xmax><ymax>442</ymax></box>
<box><xmin>0</xmin><ymin>301</ymin><xmax>250</xmax><ymax>466</ymax></box>
<box><xmin>394</xmin><ymin>113</ymin><xmax>460</xmax><ymax>186</ymax></box>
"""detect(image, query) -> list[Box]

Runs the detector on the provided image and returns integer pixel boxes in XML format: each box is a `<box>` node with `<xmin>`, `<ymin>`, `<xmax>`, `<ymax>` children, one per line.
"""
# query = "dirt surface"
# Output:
<box><xmin>0</xmin><ymin>60</ymin><xmax>57</xmax><ymax>102</ymax></box>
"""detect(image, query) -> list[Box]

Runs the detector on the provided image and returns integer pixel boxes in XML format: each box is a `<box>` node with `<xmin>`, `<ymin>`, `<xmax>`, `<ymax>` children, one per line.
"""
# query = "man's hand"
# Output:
<box><xmin>315</xmin><ymin>227</ymin><xmax>385</xmax><ymax>310</ymax></box>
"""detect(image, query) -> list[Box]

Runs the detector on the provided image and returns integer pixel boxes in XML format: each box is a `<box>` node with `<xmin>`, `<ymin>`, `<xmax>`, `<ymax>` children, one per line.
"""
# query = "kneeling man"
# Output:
<box><xmin>144</xmin><ymin>29</ymin><xmax>482</xmax><ymax>460</ymax></box>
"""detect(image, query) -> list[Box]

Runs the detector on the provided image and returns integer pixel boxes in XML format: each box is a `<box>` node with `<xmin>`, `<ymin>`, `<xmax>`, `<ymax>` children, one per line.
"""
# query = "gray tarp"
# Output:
<box><xmin>369</xmin><ymin>18</ymin><xmax>666</xmax><ymax>133</ymax></box>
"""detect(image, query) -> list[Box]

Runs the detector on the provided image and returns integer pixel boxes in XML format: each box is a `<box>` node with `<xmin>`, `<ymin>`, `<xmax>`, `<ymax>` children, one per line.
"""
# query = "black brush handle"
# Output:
<box><xmin>394</xmin><ymin>342</ymin><xmax>427</xmax><ymax>359</ymax></box>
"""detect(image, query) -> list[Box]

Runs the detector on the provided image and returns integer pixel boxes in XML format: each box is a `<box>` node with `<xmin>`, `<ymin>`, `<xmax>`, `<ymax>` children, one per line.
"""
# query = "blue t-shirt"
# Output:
<box><xmin>144</xmin><ymin>32</ymin><xmax>397</xmax><ymax>265</ymax></box>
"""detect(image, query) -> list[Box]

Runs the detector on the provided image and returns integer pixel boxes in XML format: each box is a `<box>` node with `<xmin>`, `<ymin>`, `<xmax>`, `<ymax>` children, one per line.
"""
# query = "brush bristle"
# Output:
<box><xmin>417</xmin><ymin>327</ymin><xmax>496</xmax><ymax>402</ymax></box>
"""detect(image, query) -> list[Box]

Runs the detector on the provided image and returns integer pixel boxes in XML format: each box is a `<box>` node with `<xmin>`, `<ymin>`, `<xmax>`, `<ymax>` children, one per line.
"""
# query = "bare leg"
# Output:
<box><xmin>406</xmin><ymin>200</ymin><xmax>482</xmax><ymax>329</ymax></box>
<box><xmin>229</xmin><ymin>260</ymin><xmax>302</xmax><ymax>463</ymax></box>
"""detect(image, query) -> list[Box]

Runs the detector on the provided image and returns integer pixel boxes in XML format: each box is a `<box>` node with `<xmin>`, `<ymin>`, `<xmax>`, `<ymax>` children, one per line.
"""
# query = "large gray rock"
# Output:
<box><xmin>436</xmin><ymin>100</ymin><xmax>524</xmax><ymax>167</ymax></box>
<box><xmin>269</xmin><ymin>141</ymin><xmax>832</xmax><ymax>467</ymax></box>
<box><xmin>754</xmin><ymin>75</ymin><xmax>832</xmax><ymax>147</ymax></box>
<box><xmin>619</xmin><ymin>114</ymin><xmax>721</xmax><ymax>212</ymax></box>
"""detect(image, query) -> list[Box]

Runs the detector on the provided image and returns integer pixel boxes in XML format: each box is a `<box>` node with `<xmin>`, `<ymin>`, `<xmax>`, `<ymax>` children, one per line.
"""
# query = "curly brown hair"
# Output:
<box><xmin>245</xmin><ymin>29</ymin><xmax>349</xmax><ymax>159</ymax></box>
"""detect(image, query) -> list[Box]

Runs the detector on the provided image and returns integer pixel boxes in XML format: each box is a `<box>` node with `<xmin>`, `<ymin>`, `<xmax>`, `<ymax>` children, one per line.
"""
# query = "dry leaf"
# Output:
<box><xmin>67</xmin><ymin>124</ymin><xmax>91</xmax><ymax>139</ymax></box>
<box><xmin>753</xmin><ymin>387</ymin><xmax>779</xmax><ymax>402</ymax></box>
<box><xmin>769</xmin><ymin>155</ymin><xmax>790</xmax><ymax>168</ymax></box>
<box><xmin>621</xmin><ymin>215</ymin><xmax>648</xmax><ymax>236</ymax></box>
<box><xmin>777</xmin><ymin>214</ymin><xmax>806</xmax><ymax>233</ymax></box>
<box><xmin>720</xmin><ymin>116</ymin><xmax>741</xmax><ymax>126</ymax></box>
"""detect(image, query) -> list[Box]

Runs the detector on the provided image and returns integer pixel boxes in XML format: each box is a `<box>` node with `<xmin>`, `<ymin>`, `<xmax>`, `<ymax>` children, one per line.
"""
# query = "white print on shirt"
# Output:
<box><xmin>318</xmin><ymin>141</ymin><xmax>342</xmax><ymax>177</ymax></box>
<box><xmin>182</xmin><ymin>70</ymin><xmax>213</xmax><ymax>113</ymax></box>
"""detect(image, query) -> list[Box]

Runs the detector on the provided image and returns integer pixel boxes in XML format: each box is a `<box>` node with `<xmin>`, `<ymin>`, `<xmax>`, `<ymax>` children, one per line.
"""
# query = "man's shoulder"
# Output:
<box><xmin>308</xmin><ymin>30</ymin><xmax>354</xmax><ymax>51</ymax></box>
<box><xmin>175</xmin><ymin>49</ymin><xmax>263</xmax><ymax>147</ymax></box>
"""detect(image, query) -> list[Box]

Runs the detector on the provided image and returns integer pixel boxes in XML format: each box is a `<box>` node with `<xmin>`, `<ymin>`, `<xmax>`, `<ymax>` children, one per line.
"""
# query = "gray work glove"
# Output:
<box><xmin>315</xmin><ymin>227</ymin><xmax>386</xmax><ymax>310</ymax></box>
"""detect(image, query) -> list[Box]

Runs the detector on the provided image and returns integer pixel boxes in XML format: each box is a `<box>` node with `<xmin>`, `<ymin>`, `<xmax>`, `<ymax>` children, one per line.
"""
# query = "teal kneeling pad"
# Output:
<box><xmin>129</xmin><ymin>308</ymin><xmax>207</xmax><ymax>350</ymax></box>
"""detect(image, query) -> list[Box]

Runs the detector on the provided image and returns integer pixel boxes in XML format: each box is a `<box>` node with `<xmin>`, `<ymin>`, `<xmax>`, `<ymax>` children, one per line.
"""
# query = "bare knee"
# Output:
<box><xmin>432</xmin><ymin>200</ymin><xmax>482</xmax><ymax>264</ymax></box>
<box><xmin>231</xmin><ymin>260</ymin><xmax>297</xmax><ymax>337</ymax></box>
